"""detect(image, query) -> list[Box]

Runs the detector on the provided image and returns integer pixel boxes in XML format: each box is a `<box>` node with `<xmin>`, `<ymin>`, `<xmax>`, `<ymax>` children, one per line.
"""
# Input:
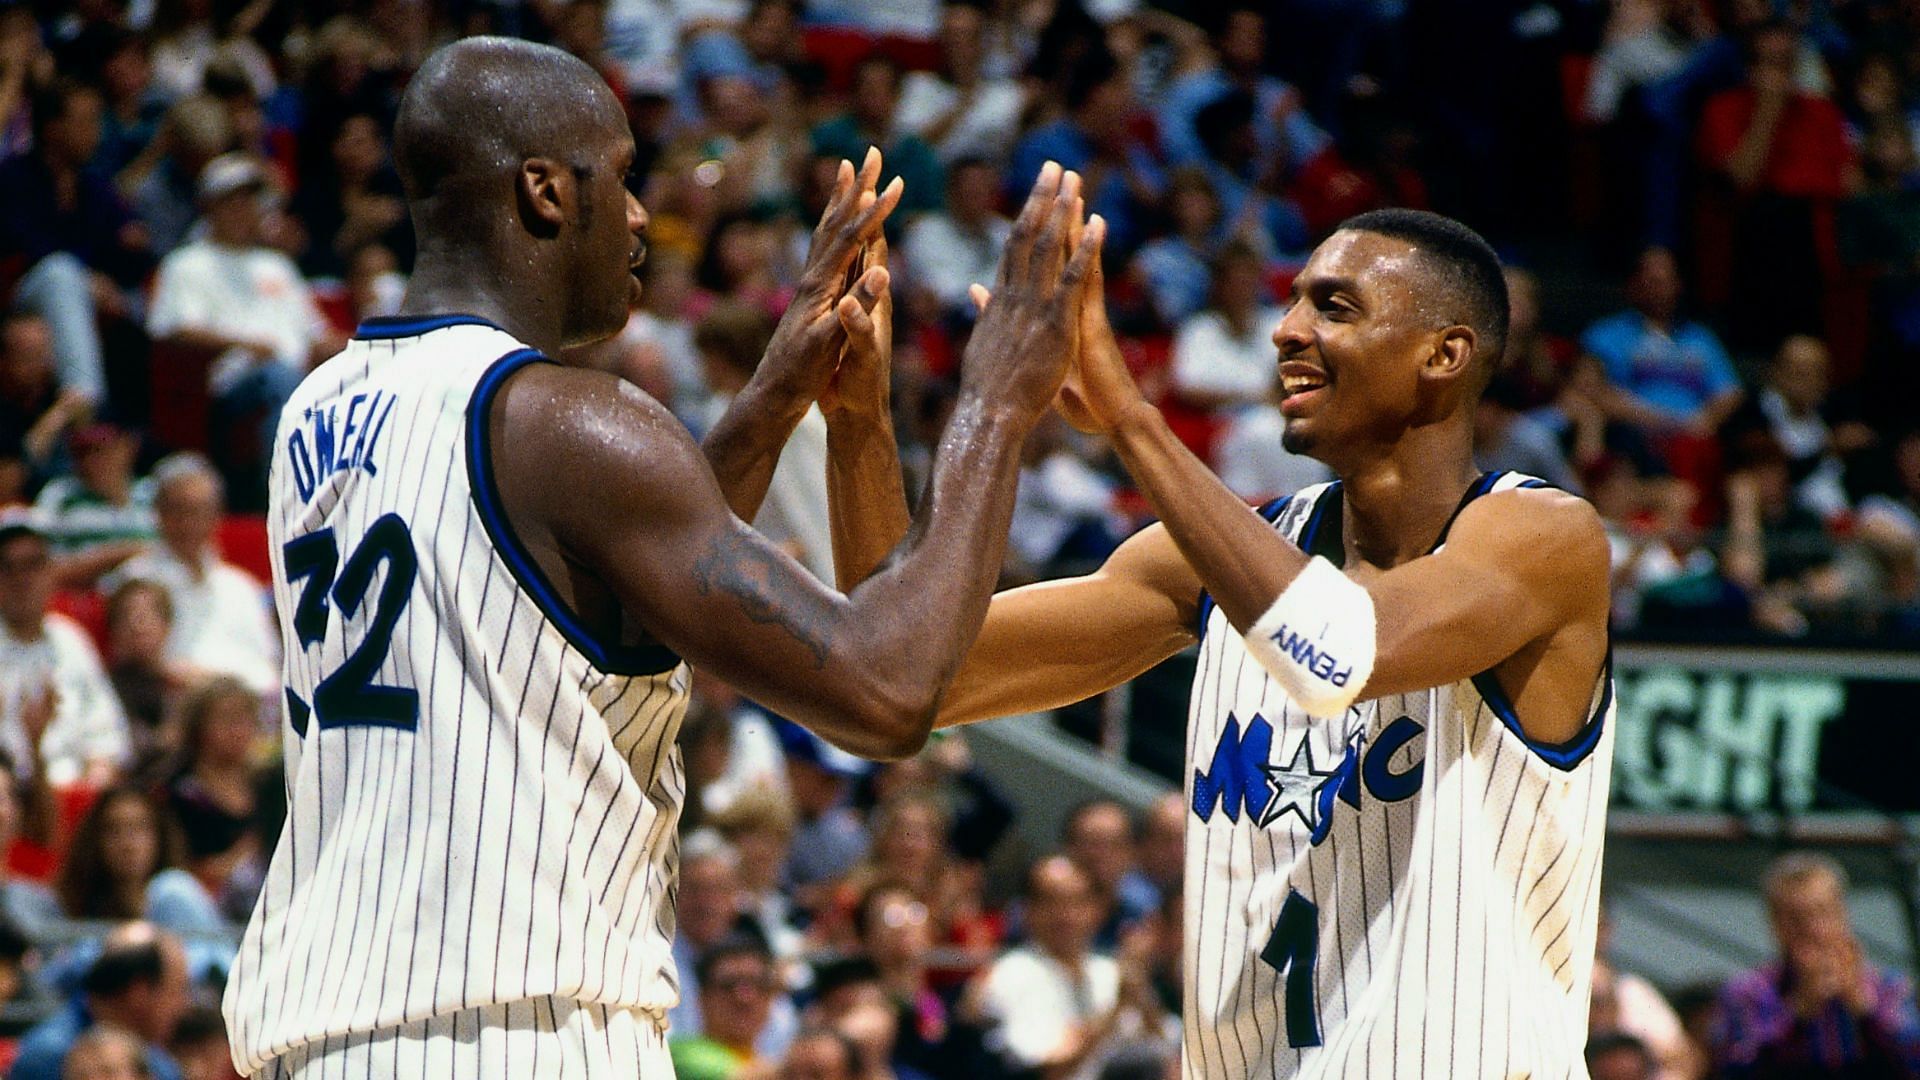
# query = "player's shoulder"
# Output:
<box><xmin>483</xmin><ymin>358</ymin><xmax>703</xmax><ymax>507</ymax></box>
<box><xmin>1453</xmin><ymin>478</ymin><xmax>1608</xmax><ymax>569</ymax></box>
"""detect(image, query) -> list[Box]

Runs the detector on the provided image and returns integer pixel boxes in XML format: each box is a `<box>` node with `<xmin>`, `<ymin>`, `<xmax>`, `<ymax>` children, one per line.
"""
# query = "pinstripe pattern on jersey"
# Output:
<box><xmin>224</xmin><ymin>322</ymin><xmax>692</xmax><ymax>1076</ymax></box>
<box><xmin>1182</xmin><ymin>472</ymin><xmax>1616</xmax><ymax>1080</ymax></box>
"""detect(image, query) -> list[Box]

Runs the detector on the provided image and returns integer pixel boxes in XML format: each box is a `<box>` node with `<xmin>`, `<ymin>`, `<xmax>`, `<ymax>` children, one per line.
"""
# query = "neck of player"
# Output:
<box><xmin>397</xmin><ymin>246</ymin><xmax>570</xmax><ymax>356</ymax></box>
<box><xmin>1332</xmin><ymin>417</ymin><xmax>1481</xmax><ymax>570</ymax></box>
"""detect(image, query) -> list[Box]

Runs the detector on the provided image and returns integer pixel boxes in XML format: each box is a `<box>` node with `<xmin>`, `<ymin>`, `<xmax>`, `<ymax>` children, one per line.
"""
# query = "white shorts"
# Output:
<box><xmin>257</xmin><ymin>997</ymin><xmax>672</xmax><ymax>1078</ymax></box>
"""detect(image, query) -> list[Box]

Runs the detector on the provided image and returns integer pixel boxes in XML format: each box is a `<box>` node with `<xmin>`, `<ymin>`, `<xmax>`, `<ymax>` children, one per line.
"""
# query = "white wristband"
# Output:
<box><xmin>1245</xmin><ymin>556</ymin><xmax>1377</xmax><ymax>719</ymax></box>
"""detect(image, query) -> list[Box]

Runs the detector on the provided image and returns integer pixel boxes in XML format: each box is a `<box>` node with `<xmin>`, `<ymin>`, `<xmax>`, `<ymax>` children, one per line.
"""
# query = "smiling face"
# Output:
<box><xmin>1273</xmin><ymin>229</ymin><xmax>1478</xmax><ymax>464</ymax></box>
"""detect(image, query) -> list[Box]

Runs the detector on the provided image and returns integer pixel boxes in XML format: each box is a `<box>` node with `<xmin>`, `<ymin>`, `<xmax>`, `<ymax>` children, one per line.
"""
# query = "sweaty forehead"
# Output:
<box><xmin>1300</xmin><ymin>230</ymin><xmax>1428</xmax><ymax>298</ymax></box>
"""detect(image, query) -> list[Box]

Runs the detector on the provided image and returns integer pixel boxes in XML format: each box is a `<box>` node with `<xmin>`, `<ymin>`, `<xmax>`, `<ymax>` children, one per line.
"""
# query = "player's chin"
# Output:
<box><xmin>1280</xmin><ymin>417</ymin><xmax>1319</xmax><ymax>457</ymax></box>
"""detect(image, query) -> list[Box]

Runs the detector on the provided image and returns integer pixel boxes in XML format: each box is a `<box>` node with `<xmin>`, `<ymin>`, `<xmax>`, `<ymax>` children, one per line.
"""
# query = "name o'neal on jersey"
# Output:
<box><xmin>284</xmin><ymin>389</ymin><xmax>402</xmax><ymax>502</ymax></box>
<box><xmin>1192</xmin><ymin>711</ymin><xmax>1425</xmax><ymax>844</ymax></box>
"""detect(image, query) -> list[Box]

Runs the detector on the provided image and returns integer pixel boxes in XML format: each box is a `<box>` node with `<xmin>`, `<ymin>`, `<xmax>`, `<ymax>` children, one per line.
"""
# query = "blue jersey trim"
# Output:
<box><xmin>466</xmin><ymin>349</ymin><xmax>681</xmax><ymax>677</ymax></box>
<box><xmin>355</xmin><ymin>314</ymin><xmax>504</xmax><ymax>340</ymax></box>
<box><xmin>1470</xmin><ymin>648</ymin><xmax>1612</xmax><ymax>771</ymax></box>
<box><xmin>1197</xmin><ymin>495</ymin><xmax>1293</xmax><ymax>641</ymax></box>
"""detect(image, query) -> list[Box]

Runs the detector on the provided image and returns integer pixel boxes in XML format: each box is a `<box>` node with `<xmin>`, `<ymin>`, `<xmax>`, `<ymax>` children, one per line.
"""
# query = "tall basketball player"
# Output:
<box><xmin>221</xmin><ymin>37</ymin><xmax>1101</xmax><ymax>1077</ymax></box>
<box><xmin>834</xmin><ymin>209</ymin><xmax>1616</xmax><ymax>1078</ymax></box>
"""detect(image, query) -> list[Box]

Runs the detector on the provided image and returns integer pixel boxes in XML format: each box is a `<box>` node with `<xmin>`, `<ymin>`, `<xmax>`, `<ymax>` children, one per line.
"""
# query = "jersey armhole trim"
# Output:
<box><xmin>466</xmin><ymin>348</ymin><xmax>682</xmax><ymax>677</ymax></box>
<box><xmin>1196</xmin><ymin>495</ymin><xmax>1292</xmax><ymax>641</ymax></box>
<box><xmin>1469</xmin><ymin>646</ymin><xmax>1612</xmax><ymax>771</ymax></box>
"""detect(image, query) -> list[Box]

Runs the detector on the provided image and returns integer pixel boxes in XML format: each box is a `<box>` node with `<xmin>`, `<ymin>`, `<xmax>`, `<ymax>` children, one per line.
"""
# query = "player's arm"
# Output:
<box><xmin>500</xmin><ymin>166</ymin><xmax>1100</xmax><ymax>759</ymax></box>
<box><xmin>936</xmin><ymin>522</ymin><xmax>1199</xmax><ymax>727</ymax></box>
<box><xmin>817</xmin><ymin>236</ymin><xmax>913</xmax><ymax>589</ymax></box>
<box><xmin>700</xmin><ymin>150</ymin><xmax>901</xmax><ymax>523</ymax></box>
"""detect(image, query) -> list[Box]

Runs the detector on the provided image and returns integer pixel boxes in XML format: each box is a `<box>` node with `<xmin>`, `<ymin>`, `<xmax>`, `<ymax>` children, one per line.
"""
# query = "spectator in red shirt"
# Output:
<box><xmin>1697</xmin><ymin>19</ymin><xmax>1857</xmax><ymax>349</ymax></box>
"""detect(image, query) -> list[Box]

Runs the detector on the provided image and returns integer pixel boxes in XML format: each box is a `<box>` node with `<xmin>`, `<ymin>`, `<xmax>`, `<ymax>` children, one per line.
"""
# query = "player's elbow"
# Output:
<box><xmin>827</xmin><ymin>680</ymin><xmax>938</xmax><ymax>761</ymax></box>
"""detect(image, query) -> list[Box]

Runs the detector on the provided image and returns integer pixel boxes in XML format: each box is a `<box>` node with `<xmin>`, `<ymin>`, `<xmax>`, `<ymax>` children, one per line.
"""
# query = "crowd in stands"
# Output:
<box><xmin>1</xmin><ymin>0</ymin><xmax>1920</xmax><ymax>1076</ymax></box>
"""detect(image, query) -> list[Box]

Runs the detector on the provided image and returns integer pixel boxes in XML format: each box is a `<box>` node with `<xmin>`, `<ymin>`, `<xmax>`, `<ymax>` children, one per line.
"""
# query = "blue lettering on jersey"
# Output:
<box><xmin>1193</xmin><ymin>713</ymin><xmax>1274</xmax><ymax>824</ymax></box>
<box><xmin>1270</xmin><ymin>622</ymin><xmax>1353</xmax><ymax>685</ymax></box>
<box><xmin>1196</xmin><ymin>714</ymin><xmax>1426</xmax><ymax>840</ymax></box>
<box><xmin>286</xmin><ymin>391</ymin><xmax>401</xmax><ymax>502</ymax></box>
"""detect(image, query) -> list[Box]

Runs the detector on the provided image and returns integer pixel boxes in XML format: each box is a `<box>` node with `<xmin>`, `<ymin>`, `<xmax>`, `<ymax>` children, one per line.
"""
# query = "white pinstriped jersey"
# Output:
<box><xmin>1183</xmin><ymin>472</ymin><xmax>1616</xmax><ymax>1080</ymax></box>
<box><xmin>224</xmin><ymin>315</ymin><xmax>691</xmax><ymax>1074</ymax></box>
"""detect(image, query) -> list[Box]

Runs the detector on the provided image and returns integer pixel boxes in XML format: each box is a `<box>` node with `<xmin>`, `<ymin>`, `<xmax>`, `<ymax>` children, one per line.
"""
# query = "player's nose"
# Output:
<box><xmin>627</xmin><ymin>190</ymin><xmax>648</xmax><ymax>237</ymax></box>
<box><xmin>1273</xmin><ymin>302</ymin><xmax>1311</xmax><ymax>358</ymax></box>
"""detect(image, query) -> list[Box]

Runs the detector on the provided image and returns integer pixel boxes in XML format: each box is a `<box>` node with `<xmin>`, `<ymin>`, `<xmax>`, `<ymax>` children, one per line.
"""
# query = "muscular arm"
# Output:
<box><xmin>1105</xmin><ymin>402</ymin><xmax>1611</xmax><ymax>742</ymax></box>
<box><xmin>936</xmin><ymin>523</ymin><xmax>1199</xmax><ymax>727</ymax></box>
<box><xmin>498</xmin><ymin>367</ymin><xmax>1030</xmax><ymax>759</ymax></box>
<box><xmin>820</xmin><ymin>240</ymin><xmax>913</xmax><ymax>588</ymax></box>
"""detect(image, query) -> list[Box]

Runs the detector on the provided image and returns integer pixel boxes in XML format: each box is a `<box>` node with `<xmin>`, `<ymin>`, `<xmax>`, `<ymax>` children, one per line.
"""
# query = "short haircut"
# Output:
<box><xmin>696</xmin><ymin>930</ymin><xmax>773</xmax><ymax>984</ymax></box>
<box><xmin>1064</xmin><ymin>797</ymin><xmax>1137</xmax><ymax>842</ymax></box>
<box><xmin>1584</xmin><ymin>1030</ymin><xmax>1653</xmax><ymax>1070</ymax></box>
<box><xmin>171</xmin><ymin>1004</ymin><xmax>230</xmax><ymax>1047</ymax></box>
<box><xmin>1337</xmin><ymin>208</ymin><xmax>1510</xmax><ymax>373</ymax></box>
<box><xmin>107</xmin><ymin>576</ymin><xmax>174</xmax><ymax>629</ymax></box>
<box><xmin>83</xmin><ymin>939</ymin><xmax>166</xmax><ymax>998</ymax></box>
<box><xmin>790</xmin><ymin>1025</ymin><xmax>864</xmax><ymax>1075</ymax></box>
<box><xmin>1762</xmin><ymin>851</ymin><xmax>1847</xmax><ymax>907</ymax></box>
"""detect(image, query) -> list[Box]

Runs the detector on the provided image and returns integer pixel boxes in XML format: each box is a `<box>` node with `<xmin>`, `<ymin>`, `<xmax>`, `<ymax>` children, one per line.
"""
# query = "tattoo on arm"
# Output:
<box><xmin>693</xmin><ymin>531</ymin><xmax>834</xmax><ymax>669</ymax></box>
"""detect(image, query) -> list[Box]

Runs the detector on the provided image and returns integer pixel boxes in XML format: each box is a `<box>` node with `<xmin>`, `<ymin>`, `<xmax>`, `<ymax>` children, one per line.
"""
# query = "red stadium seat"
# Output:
<box><xmin>47</xmin><ymin>588</ymin><xmax>109</xmax><ymax>656</ymax></box>
<box><xmin>217</xmin><ymin>514</ymin><xmax>273</xmax><ymax>586</ymax></box>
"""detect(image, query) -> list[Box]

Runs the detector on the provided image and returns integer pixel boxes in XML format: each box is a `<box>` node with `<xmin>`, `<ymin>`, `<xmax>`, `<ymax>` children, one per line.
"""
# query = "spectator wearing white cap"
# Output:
<box><xmin>145</xmin><ymin>153</ymin><xmax>344</xmax><ymax>483</ymax></box>
<box><xmin>0</xmin><ymin>509</ymin><xmax>131</xmax><ymax>786</ymax></box>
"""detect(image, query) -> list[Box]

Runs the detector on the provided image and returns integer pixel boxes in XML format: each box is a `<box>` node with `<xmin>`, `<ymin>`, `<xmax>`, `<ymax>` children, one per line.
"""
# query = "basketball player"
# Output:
<box><xmin>833</xmin><ymin>209</ymin><xmax>1615</xmax><ymax>1077</ymax></box>
<box><xmin>221</xmin><ymin>37</ymin><xmax>1101</xmax><ymax>1076</ymax></box>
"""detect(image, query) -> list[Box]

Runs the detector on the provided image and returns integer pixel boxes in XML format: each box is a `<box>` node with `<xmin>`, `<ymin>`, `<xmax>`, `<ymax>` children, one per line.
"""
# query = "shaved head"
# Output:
<box><xmin>393</xmin><ymin>36</ymin><xmax>647</xmax><ymax>347</ymax></box>
<box><xmin>395</xmin><ymin>36</ymin><xmax>627</xmax><ymax>235</ymax></box>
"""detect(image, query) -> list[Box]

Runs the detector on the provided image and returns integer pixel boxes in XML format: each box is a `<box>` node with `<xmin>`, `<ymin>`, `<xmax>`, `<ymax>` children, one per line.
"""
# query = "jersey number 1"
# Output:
<box><xmin>1260</xmin><ymin>889</ymin><xmax>1322</xmax><ymax>1048</ymax></box>
<box><xmin>282</xmin><ymin>513</ymin><xmax>419</xmax><ymax>731</ymax></box>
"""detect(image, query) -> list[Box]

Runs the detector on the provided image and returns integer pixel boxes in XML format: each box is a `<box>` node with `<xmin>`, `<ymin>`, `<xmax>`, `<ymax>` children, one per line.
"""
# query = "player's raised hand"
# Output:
<box><xmin>960</xmin><ymin>162</ymin><xmax>1104</xmax><ymax>425</ymax></box>
<box><xmin>760</xmin><ymin>146</ymin><xmax>904</xmax><ymax>403</ymax></box>
<box><xmin>820</xmin><ymin>236</ymin><xmax>892</xmax><ymax>423</ymax></box>
<box><xmin>1054</xmin><ymin>216</ymin><xmax>1149</xmax><ymax>435</ymax></box>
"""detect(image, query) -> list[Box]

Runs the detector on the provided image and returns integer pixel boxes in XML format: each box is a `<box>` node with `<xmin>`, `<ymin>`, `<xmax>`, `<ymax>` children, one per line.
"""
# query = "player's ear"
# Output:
<box><xmin>1423</xmin><ymin>325</ymin><xmax>1476</xmax><ymax>386</ymax></box>
<box><xmin>516</xmin><ymin>157</ymin><xmax>569</xmax><ymax>237</ymax></box>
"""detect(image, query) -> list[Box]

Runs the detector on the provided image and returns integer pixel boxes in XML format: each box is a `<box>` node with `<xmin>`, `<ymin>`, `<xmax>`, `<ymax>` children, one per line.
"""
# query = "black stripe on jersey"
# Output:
<box><xmin>1301</xmin><ymin>484</ymin><xmax>1345</xmax><ymax>565</ymax></box>
<box><xmin>354</xmin><ymin>313</ymin><xmax>503</xmax><ymax>339</ymax></box>
<box><xmin>1471</xmin><ymin>648</ymin><xmax>1613</xmax><ymax>770</ymax></box>
<box><xmin>1196</xmin><ymin>496</ymin><xmax>1291</xmax><ymax>641</ymax></box>
<box><xmin>466</xmin><ymin>349</ymin><xmax>681</xmax><ymax>676</ymax></box>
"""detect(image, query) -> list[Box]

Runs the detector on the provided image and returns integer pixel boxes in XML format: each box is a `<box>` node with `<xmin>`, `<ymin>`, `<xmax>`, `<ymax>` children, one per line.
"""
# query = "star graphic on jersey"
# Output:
<box><xmin>1258</xmin><ymin>735</ymin><xmax>1335</xmax><ymax>831</ymax></box>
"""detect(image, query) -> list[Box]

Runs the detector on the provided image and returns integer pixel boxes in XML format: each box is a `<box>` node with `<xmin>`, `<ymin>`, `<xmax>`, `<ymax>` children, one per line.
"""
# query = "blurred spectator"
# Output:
<box><xmin>1187</xmin><ymin>91</ymin><xmax>1308</xmax><ymax>260</ymax></box>
<box><xmin>1136</xmin><ymin>792</ymin><xmax>1183</xmax><ymax>903</ymax></box>
<box><xmin>60</xmin><ymin>1026</ymin><xmax>150</xmax><ymax>1080</ymax></box>
<box><xmin>834</xmin><ymin>990</ymin><xmax>929</xmax><ymax>1080</ymax></box>
<box><xmin>854</xmin><ymin>884</ymin><xmax>951</xmax><ymax>1077</ymax></box>
<box><xmin>84</xmin><ymin>28</ymin><xmax>167</xmax><ymax>182</ymax></box>
<box><xmin>161</xmin><ymin>676</ymin><xmax>258</xmax><ymax>898</ymax></box>
<box><xmin>1499</xmin><ymin>267</ymin><xmax>1582</xmax><ymax>419</ymax></box>
<box><xmin>108</xmin><ymin>453</ymin><xmax>276</xmax><ymax>696</ymax></box>
<box><xmin>1475</xmin><ymin>376</ymin><xmax>1583</xmax><ymax>493</ymax></box>
<box><xmin>1589</xmin><ymin>453</ymin><xmax>1741</xmax><ymax>632</ymax></box>
<box><xmin>32</xmin><ymin>421</ymin><xmax>153</xmax><ymax>578</ymax></box>
<box><xmin>1061</xmin><ymin>798</ymin><xmax>1158</xmax><ymax>949</ymax></box>
<box><xmin>965</xmin><ymin>855</ymin><xmax>1162</xmax><ymax>1080</ymax></box>
<box><xmin>901</xmin><ymin>157</ymin><xmax>1009</xmax><ymax>326</ymax></box>
<box><xmin>605</xmin><ymin>247</ymin><xmax>705</xmax><ymax>422</ymax></box>
<box><xmin>1129</xmin><ymin>166</ymin><xmax>1223</xmax><ymax>330</ymax></box>
<box><xmin>1583</xmin><ymin>0</ymin><xmax>1709</xmax><ymax>128</ymax></box>
<box><xmin>165</xmin><ymin>1006</ymin><xmax>235</xmax><ymax>1080</ymax></box>
<box><xmin>1697</xmin><ymin>19</ymin><xmax>1854</xmax><ymax>348</ymax></box>
<box><xmin>1580</xmin><ymin>247</ymin><xmax>1742</xmax><ymax>455</ymax></box>
<box><xmin>122</xmin><ymin>95</ymin><xmax>234</xmax><ymax>259</ymax></box>
<box><xmin>289</xmin><ymin>111</ymin><xmax>412</xmax><ymax>280</ymax></box>
<box><xmin>850</xmin><ymin>793</ymin><xmax>950</xmax><ymax>905</ymax></box>
<box><xmin>671</xmin><ymin>831</ymin><xmax>749</xmax><ymax>1039</ymax></box>
<box><xmin>708</xmin><ymin>787</ymin><xmax>803</xmax><ymax>961</ymax></box>
<box><xmin>781</xmin><ymin>723</ymin><xmax>871</xmax><ymax>898</ymax></box>
<box><xmin>0</xmin><ymin>766</ymin><xmax>59</xmax><ymax>939</ymax></box>
<box><xmin>1009</xmin><ymin>414</ymin><xmax>1124</xmax><ymax>578</ymax></box>
<box><xmin>694</xmin><ymin>215</ymin><xmax>792</xmax><ymax>321</ymax></box>
<box><xmin>670</xmin><ymin>933</ymin><xmax>786</xmax><ymax>1080</ymax></box>
<box><xmin>1720</xmin><ymin>438</ymin><xmax>1859</xmax><ymax>637</ymax></box>
<box><xmin>54</xmin><ymin>784</ymin><xmax>224</xmax><ymax>936</ymax></box>
<box><xmin>0</xmin><ymin>309</ymin><xmax>91</xmax><ymax>501</ymax></box>
<box><xmin>780</xmin><ymin>1026</ymin><xmax>862</xmax><ymax>1080</ymax></box>
<box><xmin>0</xmin><ymin>509</ymin><xmax>130</xmax><ymax>786</ymax></box>
<box><xmin>10</xmin><ymin>923</ymin><xmax>189</xmax><ymax>1080</ymax></box>
<box><xmin>1159</xmin><ymin>6</ymin><xmax>1329</xmax><ymax>177</ymax></box>
<box><xmin>1589</xmin><ymin>905</ymin><xmax>1693</xmax><ymax>1080</ymax></box>
<box><xmin>693</xmin><ymin>303</ymin><xmax>832</xmax><ymax>581</ymax></box>
<box><xmin>1</xmin><ymin>79</ymin><xmax>151</xmax><ymax>407</ymax></box>
<box><xmin>104</xmin><ymin>579</ymin><xmax>181</xmax><ymax>754</ymax></box>
<box><xmin>1586</xmin><ymin>1030</ymin><xmax>1657</xmax><ymax>1080</ymax></box>
<box><xmin>894</xmin><ymin>2</ymin><xmax>1029</xmax><ymax>166</ymax></box>
<box><xmin>1169</xmin><ymin>243</ymin><xmax>1283</xmax><ymax>420</ymax></box>
<box><xmin>1711</xmin><ymin>852</ymin><xmax>1920</xmax><ymax>1075</ymax></box>
<box><xmin>147</xmin><ymin>0</ymin><xmax>274</xmax><ymax>103</ymax></box>
<box><xmin>1724</xmin><ymin>334</ymin><xmax>1872</xmax><ymax>524</ymax></box>
<box><xmin>812</xmin><ymin>57</ymin><xmax>945</xmax><ymax>221</ymax></box>
<box><xmin>1009</xmin><ymin>55</ymin><xmax>1160</xmax><ymax>255</ymax></box>
<box><xmin>145</xmin><ymin>155</ymin><xmax>338</xmax><ymax>488</ymax></box>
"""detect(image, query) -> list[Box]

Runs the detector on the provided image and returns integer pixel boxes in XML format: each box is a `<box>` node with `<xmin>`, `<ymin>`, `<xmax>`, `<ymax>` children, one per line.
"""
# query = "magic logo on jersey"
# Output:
<box><xmin>1193</xmin><ymin>713</ymin><xmax>1426</xmax><ymax>842</ymax></box>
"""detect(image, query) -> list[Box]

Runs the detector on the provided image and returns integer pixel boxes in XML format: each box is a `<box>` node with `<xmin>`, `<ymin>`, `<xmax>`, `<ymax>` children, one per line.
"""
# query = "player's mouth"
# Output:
<box><xmin>1278</xmin><ymin>361</ymin><xmax>1329</xmax><ymax>416</ymax></box>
